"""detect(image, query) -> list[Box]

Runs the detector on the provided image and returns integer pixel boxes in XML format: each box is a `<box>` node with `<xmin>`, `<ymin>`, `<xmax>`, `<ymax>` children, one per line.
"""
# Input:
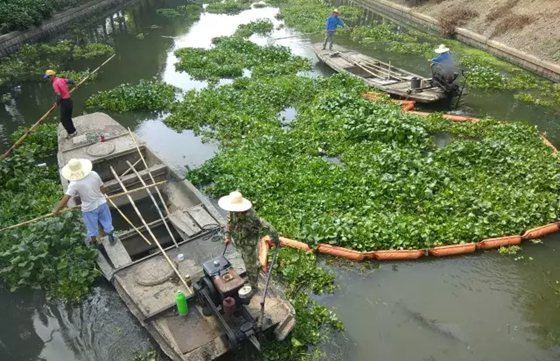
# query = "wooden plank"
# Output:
<box><xmin>168</xmin><ymin>210</ymin><xmax>201</xmax><ymax>236</ymax></box>
<box><xmin>187</xmin><ymin>205</ymin><xmax>219</xmax><ymax>229</ymax></box>
<box><xmin>100</xmin><ymin>236</ymin><xmax>132</xmax><ymax>269</ymax></box>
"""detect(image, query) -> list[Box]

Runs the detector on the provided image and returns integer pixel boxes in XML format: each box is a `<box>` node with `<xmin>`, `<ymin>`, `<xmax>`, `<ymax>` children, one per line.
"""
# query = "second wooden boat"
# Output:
<box><xmin>313</xmin><ymin>43</ymin><xmax>454</xmax><ymax>103</ymax></box>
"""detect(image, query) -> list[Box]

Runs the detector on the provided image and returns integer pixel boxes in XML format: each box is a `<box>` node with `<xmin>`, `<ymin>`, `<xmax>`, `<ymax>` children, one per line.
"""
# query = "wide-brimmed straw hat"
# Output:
<box><xmin>61</xmin><ymin>158</ymin><xmax>92</xmax><ymax>181</ymax></box>
<box><xmin>218</xmin><ymin>191</ymin><xmax>252</xmax><ymax>212</ymax></box>
<box><xmin>434</xmin><ymin>44</ymin><xmax>450</xmax><ymax>54</ymax></box>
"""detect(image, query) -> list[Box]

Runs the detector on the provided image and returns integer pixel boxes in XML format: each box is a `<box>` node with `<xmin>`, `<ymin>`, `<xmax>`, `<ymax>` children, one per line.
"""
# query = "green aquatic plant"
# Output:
<box><xmin>0</xmin><ymin>40</ymin><xmax>113</xmax><ymax>86</ymax></box>
<box><xmin>10</xmin><ymin>123</ymin><xmax>58</xmax><ymax>155</ymax></box>
<box><xmin>173</xmin><ymin>36</ymin><xmax>310</xmax><ymax>81</ymax></box>
<box><xmin>0</xmin><ymin>149</ymin><xmax>98</xmax><ymax>300</ymax></box>
<box><xmin>205</xmin><ymin>0</ymin><xmax>250</xmax><ymax>15</ymax></box>
<box><xmin>498</xmin><ymin>245</ymin><xmax>522</xmax><ymax>255</ymax></box>
<box><xmin>234</xmin><ymin>19</ymin><xmax>274</xmax><ymax>38</ymax></box>
<box><xmin>182</xmin><ymin>72</ymin><xmax>560</xmax><ymax>251</ymax></box>
<box><xmin>86</xmin><ymin>79</ymin><xmax>177</xmax><ymax>112</ymax></box>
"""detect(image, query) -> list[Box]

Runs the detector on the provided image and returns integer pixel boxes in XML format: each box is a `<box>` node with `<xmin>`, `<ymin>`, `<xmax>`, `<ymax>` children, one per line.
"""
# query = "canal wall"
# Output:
<box><xmin>347</xmin><ymin>0</ymin><xmax>560</xmax><ymax>81</ymax></box>
<box><xmin>0</xmin><ymin>0</ymin><xmax>138</xmax><ymax>57</ymax></box>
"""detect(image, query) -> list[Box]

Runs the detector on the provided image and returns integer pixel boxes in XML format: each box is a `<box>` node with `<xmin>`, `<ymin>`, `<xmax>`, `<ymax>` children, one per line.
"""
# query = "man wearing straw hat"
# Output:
<box><xmin>322</xmin><ymin>8</ymin><xmax>345</xmax><ymax>51</ymax></box>
<box><xmin>430</xmin><ymin>44</ymin><xmax>458</xmax><ymax>91</ymax></box>
<box><xmin>53</xmin><ymin>158</ymin><xmax>115</xmax><ymax>245</ymax></box>
<box><xmin>219</xmin><ymin>191</ymin><xmax>280</xmax><ymax>290</ymax></box>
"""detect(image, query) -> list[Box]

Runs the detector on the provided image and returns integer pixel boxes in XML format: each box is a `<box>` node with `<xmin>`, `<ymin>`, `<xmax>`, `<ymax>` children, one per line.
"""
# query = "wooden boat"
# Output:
<box><xmin>313</xmin><ymin>43</ymin><xmax>450</xmax><ymax>103</ymax></box>
<box><xmin>57</xmin><ymin>112</ymin><xmax>295</xmax><ymax>361</ymax></box>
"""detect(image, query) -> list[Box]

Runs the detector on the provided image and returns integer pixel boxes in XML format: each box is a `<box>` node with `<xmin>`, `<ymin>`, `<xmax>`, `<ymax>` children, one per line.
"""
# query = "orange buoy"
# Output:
<box><xmin>258</xmin><ymin>239</ymin><xmax>270</xmax><ymax>272</ymax></box>
<box><xmin>262</xmin><ymin>236</ymin><xmax>313</xmax><ymax>252</ymax></box>
<box><xmin>521</xmin><ymin>223</ymin><xmax>560</xmax><ymax>240</ymax></box>
<box><xmin>477</xmin><ymin>235</ymin><xmax>522</xmax><ymax>250</ymax></box>
<box><xmin>316</xmin><ymin>243</ymin><xmax>364</xmax><ymax>261</ymax></box>
<box><xmin>373</xmin><ymin>249</ymin><xmax>425</xmax><ymax>261</ymax></box>
<box><xmin>428</xmin><ymin>243</ymin><xmax>476</xmax><ymax>257</ymax></box>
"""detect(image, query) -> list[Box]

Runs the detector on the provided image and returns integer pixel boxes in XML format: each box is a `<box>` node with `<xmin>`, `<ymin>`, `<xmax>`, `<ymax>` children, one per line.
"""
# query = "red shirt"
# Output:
<box><xmin>52</xmin><ymin>77</ymin><xmax>71</xmax><ymax>99</ymax></box>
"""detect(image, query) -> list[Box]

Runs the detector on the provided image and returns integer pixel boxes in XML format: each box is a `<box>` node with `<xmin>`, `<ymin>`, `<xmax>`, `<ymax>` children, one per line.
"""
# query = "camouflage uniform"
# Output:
<box><xmin>226</xmin><ymin>209</ymin><xmax>279</xmax><ymax>289</ymax></box>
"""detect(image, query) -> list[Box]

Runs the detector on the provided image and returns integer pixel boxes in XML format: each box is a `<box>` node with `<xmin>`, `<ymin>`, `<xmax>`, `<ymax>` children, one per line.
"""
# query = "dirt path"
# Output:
<box><xmin>392</xmin><ymin>0</ymin><xmax>560</xmax><ymax>65</ymax></box>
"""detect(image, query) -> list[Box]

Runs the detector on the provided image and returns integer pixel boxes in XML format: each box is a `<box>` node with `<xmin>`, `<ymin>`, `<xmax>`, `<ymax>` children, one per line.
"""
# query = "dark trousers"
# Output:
<box><xmin>60</xmin><ymin>98</ymin><xmax>76</xmax><ymax>134</ymax></box>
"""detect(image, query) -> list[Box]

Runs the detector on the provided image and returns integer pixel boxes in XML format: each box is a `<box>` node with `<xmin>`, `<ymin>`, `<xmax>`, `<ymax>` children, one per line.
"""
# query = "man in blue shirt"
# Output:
<box><xmin>322</xmin><ymin>9</ymin><xmax>345</xmax><ymax>51</ymax></box>
<box><xmin>430</xmin><ymin>44</ymin><xmax>458</xmax><ymax>92</ymax></box>
<box><xmin>431</xmin><ymin>44</ymin><xmax>454</xmax><ymax>67</ymax></box>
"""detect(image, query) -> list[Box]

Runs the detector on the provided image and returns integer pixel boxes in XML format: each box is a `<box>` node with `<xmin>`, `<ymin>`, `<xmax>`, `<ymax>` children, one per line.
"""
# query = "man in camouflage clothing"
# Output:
<box><xmin>219</xmin><ymin>191</ymin><xmax>280</xmax><ymax>289</ymax></box>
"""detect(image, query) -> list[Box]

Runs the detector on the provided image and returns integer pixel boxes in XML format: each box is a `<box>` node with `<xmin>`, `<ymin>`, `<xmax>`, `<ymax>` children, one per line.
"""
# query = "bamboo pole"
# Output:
<box><xmin>109</xmin><ymin>166</ymin><xmax>192</xmax><ymax>294</ymax></box>
<box><xmin>119</xmin><ymin>158</ymin><xmax>141</xmax><ymax>178</ymax></box>
<box><xmin>105</xmin><ymin>196</ymin><xmax>151</xmax><ymax>245</ymax></box>
<box><xmin>1</xmin><ymin>53</ymin><xmax>116</xmax><ymax>160</ymax></box>
<box><xmin>127</xmin><ymin>128</ymin><xmax>176</xmax><ymax>240</ymax></box>
<box><xmin>0</xmin><ymin>180</ymin><xmax>166</xmax><ymax>232</ymax></box>
<box><xmin>126</xmin><ymin>160</ymin><xmax>178</xmax><ymax>248</ymax></box>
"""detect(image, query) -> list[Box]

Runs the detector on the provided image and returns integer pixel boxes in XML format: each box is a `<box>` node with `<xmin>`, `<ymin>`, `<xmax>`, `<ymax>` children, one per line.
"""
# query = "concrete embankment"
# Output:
<box><xmin>0</xmin><ymin>0</ymin><xmax>138</xmax><ymax>57</ymax></box>
<box><xmin>344</xmin><ymin>0</ymin><xmax>560</xmax><ymax>81</ymax></box>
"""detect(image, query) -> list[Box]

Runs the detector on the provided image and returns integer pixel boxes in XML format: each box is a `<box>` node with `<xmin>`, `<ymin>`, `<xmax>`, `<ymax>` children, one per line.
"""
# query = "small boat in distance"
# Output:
<box><xmin>57</xmin><ymin>113</ymin><xmax>295</xmax><ymax>361</ymax></box>
<box><xmin>313</xmin><ymin>43</ymin><xmax>457</xmax><ymax>103</ymax></box>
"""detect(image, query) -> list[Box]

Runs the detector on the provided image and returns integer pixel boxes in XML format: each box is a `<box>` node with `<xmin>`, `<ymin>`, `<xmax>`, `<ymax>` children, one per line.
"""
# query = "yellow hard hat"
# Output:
<box><xmin>43</xmin><ymin>69</ymin><xmax>56</xmax><ymax>78</ymax></box>
<box><xmin>333</xmin><ymin>8</ymin><xmax>339</xmax><ymax>13</ymax></box>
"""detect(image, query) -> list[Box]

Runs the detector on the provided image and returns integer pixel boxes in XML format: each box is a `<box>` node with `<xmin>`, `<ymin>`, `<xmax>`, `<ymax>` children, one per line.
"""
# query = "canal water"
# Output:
<box><xmin>1</xmin><ymin>0</ymin><xmax>559</xmax><ymax>360</ymax></box>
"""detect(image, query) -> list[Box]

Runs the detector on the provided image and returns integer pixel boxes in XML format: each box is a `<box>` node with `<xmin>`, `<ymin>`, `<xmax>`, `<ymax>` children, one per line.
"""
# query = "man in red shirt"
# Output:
<box><xmin>44</xmin><ymin>69</ymin><xmax>77</xmax><ymax>138</ymax></box>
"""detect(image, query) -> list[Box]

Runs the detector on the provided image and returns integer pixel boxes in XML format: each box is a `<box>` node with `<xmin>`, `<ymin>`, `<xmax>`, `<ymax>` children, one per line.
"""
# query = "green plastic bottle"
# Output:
<box><xmin>176</xmin><ymin>291</ymin><xmax>188</xmax><ymax>316</ymax></box>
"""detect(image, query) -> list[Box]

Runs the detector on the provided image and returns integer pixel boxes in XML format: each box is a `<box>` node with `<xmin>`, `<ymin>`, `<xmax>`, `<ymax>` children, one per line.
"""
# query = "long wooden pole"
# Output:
<box><xmin>105</xmin><ymin>196</ymin><xmax>151</xmax><ymax>245</ymax></box>
<box><xmin>0</xmin><ymin>180</ymin><xmax>166</xmax><ymax>232</ymax></box>
<box><xmin>109</xmin><ymin>166</ymin><xmax>192</xmax><ymax>295</ymax></box>
<box><xmin>127</xmin><ymin>128</ymin><xmax>176</xmax><ymax>241</ymax></box>
<box><xmin>126</xmin><ymin>160</ymin><xmax>178</xmax><ymax>248</ymax></box>
<box><xmin>0</xmin><ymin>53</ymin><xmax>116</xmax><ymax>160</ymax></box>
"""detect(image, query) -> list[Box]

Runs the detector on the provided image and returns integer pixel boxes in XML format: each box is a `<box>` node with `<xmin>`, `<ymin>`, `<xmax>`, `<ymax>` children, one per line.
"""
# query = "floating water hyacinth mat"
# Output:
<box><xmin>174</xmin><ymin>36</ymin><xmax>310</xmax><ymax>81</ymax></box>
<box><xmin>171</xmin><ymin>73</ymin><xmax>560</xmax><ymax>252</ymax></box>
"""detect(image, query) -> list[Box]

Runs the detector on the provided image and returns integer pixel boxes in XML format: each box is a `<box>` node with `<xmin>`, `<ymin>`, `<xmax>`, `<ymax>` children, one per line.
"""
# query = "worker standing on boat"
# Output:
<box><xmin>430</xmin><ymin>44</ymin><xmax>458</xmax><ymax>92</ymax></box>
<box><xmin>219</xmin><ymin>191</ymin><xmax>280</xmax><ymax>290</ymax></box>
<box><xmin>44</xmin><ymin>69</ymin><xmax>77</xmax><ymax>139</ymax></box>
<box><xmin>322</xmin><ymin>9</ymin><xmax>345</xmax><ymax>51</ymax></box>
<box><xmin>53</xmin><ymin>158</ymin><xmax>116</xmax><ymax>246</ymax></box>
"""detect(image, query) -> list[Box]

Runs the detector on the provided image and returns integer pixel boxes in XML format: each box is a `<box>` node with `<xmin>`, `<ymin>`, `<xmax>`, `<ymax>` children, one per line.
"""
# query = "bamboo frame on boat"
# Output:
<box><xmin>109</xmin><ymin>166</ymin><xmax>193</xmax><ymax>295</ymax></box>
<box><xmin>127</xmin><ymin>128</ymin><xmax>178</xmax><ymax>246</ymax></box>
<box><xmin>126</xmin><ymin>160</ymin><xmax>178</xmax><ymax>248</ymax></box>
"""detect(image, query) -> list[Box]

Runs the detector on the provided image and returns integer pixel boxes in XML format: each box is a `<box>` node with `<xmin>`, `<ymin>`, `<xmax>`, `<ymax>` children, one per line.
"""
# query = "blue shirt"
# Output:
<box><xmin>326</xmin><ymin>15</ymin><xmax>345</xmax><ymax>31</ymax></box>
<box><xmin>431</xmin><ymin>52</ymin><xmax>453</xmax><ymax>65</ymax></box>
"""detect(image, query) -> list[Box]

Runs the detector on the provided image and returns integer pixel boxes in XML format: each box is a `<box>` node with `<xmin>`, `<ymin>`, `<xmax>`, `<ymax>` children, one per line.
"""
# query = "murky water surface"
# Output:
<box><xmin>1</xmin><ymin>1</ymin><xmax>560</xmax><ymax>360</ymax></box>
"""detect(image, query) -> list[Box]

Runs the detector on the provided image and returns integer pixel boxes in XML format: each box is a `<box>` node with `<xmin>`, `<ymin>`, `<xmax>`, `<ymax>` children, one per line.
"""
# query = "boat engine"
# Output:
<box><xmin>194</xmin><ymin>255</ymin><xmax>261</xmax><ymax>350</ymax></box>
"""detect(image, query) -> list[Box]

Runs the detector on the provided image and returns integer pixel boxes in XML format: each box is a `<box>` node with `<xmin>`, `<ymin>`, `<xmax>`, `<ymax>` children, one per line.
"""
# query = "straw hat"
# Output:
<box><xmin>61</xmin><ymin>158</ymin><xmax>92</xmax><ymax>181</ymax></box>
<box><xmin>218</xmin><ymin>191</ymin><xmax>252</xmax><ymax>212</ymax></box>
<box><xmin>434</xmin><ymin>44</ymin><xmax>450</xmax><ymax>54</ymax></box>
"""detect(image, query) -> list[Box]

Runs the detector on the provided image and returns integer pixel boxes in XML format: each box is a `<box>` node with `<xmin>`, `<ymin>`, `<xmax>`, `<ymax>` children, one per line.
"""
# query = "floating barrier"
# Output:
<box><xmin>521</xmin><ymin>223</ymin><xmax>560</xmax><ymax>240</ymax></box>
<box><xmin>316</xmin><ymin>243</ymin><xmax>365</xmax><ymax>261</ymax></box>
<box><xmin>372</xmin><ymin>249</ymin><xmax>425</xmax><ymax>260</ymax></box>
<box><xmin>263</xmin><ymin>235</ymin><xmax>313</xmax><ymax>252</ymax></box>
<box><xmin>258</xmin><ymin>239</ymin><xmax>270</xmax><ymax>272</ymax></box>
<box><xmin>477</xmin><ymin>235</ymin><xmax>522</xmax><ymax>250</ymax></box>
<box><xmin>428</xmin><ymin>243</ymin><xmax>476</xmax><ymax>257</ymax></box>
